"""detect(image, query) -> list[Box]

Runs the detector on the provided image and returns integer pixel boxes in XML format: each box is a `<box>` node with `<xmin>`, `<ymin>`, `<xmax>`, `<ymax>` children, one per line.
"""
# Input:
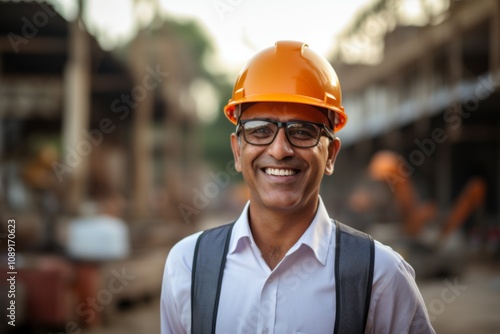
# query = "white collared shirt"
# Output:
<box><xmin>160</xmin><ymin>198</ymin><xmax>435</xmax><ymax>334</ymax></box>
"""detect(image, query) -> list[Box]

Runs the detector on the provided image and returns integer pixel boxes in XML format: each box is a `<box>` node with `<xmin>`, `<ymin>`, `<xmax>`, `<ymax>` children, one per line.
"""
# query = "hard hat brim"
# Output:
<box><xmin>224</xmin><ymin>94</ymin><xmax>347</xmax><ymax>132</ymax></box>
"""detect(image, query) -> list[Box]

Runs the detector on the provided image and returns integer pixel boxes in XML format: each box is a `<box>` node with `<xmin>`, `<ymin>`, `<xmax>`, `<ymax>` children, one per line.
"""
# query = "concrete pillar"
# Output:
<box><xmin>130</xmin><ymin>31</ymin><xmax>154</xmax><ymax>219</ymax></box>
<box><xmin>62</xmin><ymin>4</ymin><xmax>90</xmax><ymax>214</ymax></box>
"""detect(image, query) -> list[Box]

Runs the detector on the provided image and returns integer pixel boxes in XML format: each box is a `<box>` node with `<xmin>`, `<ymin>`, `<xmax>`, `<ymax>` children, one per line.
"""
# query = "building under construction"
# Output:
<box><xmin>328</xmin><ymin>0</ymin><xmax>499</xmax><ymax>262</ymax></box>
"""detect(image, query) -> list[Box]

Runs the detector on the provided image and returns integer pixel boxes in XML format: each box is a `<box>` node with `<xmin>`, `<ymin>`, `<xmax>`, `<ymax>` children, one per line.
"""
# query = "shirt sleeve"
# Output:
<box><xmin>366</xmin><ymin>242</ymin><xmax>436</xmax><ymax>334</ymax></box>
<box><xmin>160</xmin><ymin>233</ymin><xmax>201</xmax><ymax>334</ymax></box>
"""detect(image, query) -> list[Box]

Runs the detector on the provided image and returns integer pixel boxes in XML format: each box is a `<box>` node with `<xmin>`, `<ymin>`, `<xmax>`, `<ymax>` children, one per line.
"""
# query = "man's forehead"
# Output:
<box><xmin>240</xmin><ymin>102</ymin><xmax>330</xmax><ymax>124</ymax></box>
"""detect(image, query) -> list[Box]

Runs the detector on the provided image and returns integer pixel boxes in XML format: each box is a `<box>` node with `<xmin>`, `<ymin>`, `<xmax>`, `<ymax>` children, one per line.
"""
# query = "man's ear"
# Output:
<box><xmin>230</xmin><ymin>133</ymin><xmax>242</xmax><ymax>172</ymax></box>
<box><xmin>325</xmin><ymin>137</ymin><xmax>341</xmax><ymax>175</ymax></box>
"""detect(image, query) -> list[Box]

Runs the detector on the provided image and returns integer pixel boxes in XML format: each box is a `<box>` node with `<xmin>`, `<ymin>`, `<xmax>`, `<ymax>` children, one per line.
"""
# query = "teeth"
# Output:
<box><xmin>264</xmin><ymin>168</ymin><xmax>297</xmax><ymax>176</ymax></box>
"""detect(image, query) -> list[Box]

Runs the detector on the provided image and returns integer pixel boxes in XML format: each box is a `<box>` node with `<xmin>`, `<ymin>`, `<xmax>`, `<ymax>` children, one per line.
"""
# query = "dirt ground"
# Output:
<box><xmin>80</xmin><ymin>259</ymin><xmax>500</xmax><ymax>334</ymax></box>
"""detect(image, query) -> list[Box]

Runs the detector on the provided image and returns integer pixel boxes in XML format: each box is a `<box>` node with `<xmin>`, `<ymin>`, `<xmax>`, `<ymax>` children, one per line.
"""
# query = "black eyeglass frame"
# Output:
<box><xmin>236</xmin><ymin>118</ymin><xmax>336</xmax><ymax>148</ymax></box>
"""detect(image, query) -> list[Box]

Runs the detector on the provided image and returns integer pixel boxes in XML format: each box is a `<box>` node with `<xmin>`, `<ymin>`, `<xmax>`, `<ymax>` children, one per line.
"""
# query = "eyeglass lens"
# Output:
<box><xmin>242</xmin><ymin>120</ymin><xmax>322</xmax><ymax>147</ymax></box>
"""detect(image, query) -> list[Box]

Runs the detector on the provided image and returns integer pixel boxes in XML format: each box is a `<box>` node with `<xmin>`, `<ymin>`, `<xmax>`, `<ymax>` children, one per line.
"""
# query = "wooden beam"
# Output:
<box><xmin>0</xmin><ymin>36</ymin><xmax>66</xmax><ymax>54</ymax></box>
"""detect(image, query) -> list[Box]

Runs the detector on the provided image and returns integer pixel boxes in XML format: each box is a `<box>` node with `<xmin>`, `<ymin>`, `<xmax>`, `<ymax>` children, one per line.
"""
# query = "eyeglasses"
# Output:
<box><xmin>236</xmin><ymin>119</ymin><xmax>335</xmax><ymax>148</ymax></box>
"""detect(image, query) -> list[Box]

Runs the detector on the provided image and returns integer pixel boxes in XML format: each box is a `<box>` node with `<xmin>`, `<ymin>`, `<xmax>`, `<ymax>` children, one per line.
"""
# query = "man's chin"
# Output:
<box><xmin>256</xmin><ymin>194</ymin><xmax>305</xmax><ymax>211</ymax></box>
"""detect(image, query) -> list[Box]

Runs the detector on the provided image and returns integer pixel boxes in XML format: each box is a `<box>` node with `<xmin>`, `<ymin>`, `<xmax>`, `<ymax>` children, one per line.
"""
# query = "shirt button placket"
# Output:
<box><xmin>259</xmin><ymin>274</ymin><xmax>277</xmax><ymax>334</ymax></box>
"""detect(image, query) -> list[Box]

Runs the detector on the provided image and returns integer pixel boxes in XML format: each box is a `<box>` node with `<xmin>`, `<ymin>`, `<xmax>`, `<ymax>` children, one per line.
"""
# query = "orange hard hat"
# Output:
<box><xmin>224</xmin><ymin>40</ymin><xmax>347</xmax><ymax>131</ymax></box>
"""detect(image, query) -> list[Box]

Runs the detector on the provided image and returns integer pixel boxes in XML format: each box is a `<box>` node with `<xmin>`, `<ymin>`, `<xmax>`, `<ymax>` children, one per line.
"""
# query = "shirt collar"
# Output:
<box><xmin>228</xmin><ymin>201</ymin><xmax>255</xmax><ymax>255</ymax></box>
<box><xmin>228</xmin><ymin>197</ymin><xmax>334</xmax><ymax>266</ymax></box>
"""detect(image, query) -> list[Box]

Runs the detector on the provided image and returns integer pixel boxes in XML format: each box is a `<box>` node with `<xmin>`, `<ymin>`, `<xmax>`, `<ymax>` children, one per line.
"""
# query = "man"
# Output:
<box><xmin>161</xmin><ymin>41</ymin><xmax>435</xmax><ymax>334</ymax></box>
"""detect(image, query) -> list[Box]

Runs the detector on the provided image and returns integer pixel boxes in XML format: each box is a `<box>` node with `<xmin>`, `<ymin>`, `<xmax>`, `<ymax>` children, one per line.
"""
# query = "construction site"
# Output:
<box><xmin>0</xmin><ymin>0</ymin><xmax>499</xmax><ymax>333</ymax></box>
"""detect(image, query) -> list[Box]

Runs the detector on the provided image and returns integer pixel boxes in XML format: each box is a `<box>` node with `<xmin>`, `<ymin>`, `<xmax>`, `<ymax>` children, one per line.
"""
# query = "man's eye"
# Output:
<box><xmin>248</xmin><ymin>126</ymin><xmax>274</xmax><ymax>137</ymax></box>
<box><xmin>290</xmin><ymin>129</ymin><xmax>314</xmax><ymax>137</ymax></box>
<box><xmin>288</xmin><ymin>125</ymin><xmax>318</xmax><ymax>139</ymax></box>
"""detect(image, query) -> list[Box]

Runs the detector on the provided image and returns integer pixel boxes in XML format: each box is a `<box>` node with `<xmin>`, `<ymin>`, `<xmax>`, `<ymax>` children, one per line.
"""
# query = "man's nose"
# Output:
<box><xmin>266</xmin><ymin>128</ymin><xmax>294</xmax><ymax>160</ymax></box>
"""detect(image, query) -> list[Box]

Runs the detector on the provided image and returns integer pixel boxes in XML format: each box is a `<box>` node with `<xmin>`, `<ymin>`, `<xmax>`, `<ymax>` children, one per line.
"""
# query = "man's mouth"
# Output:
<box><xmin>263</xmin><ymin>168</ymin><xmax>299</xmax><ymax>177</ymax></box>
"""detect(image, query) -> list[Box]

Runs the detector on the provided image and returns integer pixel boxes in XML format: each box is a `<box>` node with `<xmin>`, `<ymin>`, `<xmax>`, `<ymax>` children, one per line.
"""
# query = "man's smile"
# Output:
<box><xmin>263</xmin><ymin>167</ymin><xmax>300</xmax><ymax>177</ymax></box>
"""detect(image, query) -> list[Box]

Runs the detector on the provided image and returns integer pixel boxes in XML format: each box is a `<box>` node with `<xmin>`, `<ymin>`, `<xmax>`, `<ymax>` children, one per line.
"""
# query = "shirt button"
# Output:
<box><xmin>262</xmin><ymin>328</ymin><xmax>269</xmax><ymax>334</ymax></box>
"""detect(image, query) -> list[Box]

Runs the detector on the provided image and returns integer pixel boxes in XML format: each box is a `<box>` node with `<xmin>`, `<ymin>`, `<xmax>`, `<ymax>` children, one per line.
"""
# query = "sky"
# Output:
<box><xmin>55</xmin><ymin>0</ymin><xmax>377</xmax><ymax>74</ymax></box>
<box><xmin>156</xmin><ymin>0</ymin><xmax>375</xmax><ymax>73</ymax></box>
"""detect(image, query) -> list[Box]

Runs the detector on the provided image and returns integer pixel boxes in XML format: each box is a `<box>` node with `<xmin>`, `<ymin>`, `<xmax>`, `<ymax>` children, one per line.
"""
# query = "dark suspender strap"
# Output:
<box><xmin>333</xmin><ymin>220</ymin><xmax>375</xmax><ymax>334</ymax></box>
<box><xmin>191</xmin><ymin>223</ymin><xmax>234</xmax><ymax>334</ymax></box>
<box><xmin>191</xmin><ymin>220</ymin><xmax>374</xmax><ymax>334</ymax></box>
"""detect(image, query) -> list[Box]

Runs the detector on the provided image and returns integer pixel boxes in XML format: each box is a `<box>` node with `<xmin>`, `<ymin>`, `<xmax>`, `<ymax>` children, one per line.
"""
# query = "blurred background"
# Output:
<box><xmin>0</xmin><ymin>0</ymin><xmax>499</xmax><ymax>333</ymax></box>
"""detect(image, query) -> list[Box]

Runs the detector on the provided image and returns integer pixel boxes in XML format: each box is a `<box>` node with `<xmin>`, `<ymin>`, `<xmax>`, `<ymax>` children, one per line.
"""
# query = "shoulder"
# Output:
<box><xmin>336</xmin><ymin>222</ymin><xmax>414</xmax><ymax>278</ymax></box>
<box><xmin>337</xmin><ymin>223</ymin><xmax>416</xmax><ymax>287</ymax></box>
<box><xmin>164</xmin><ymin>231</ymin><xmax>203</xmax><ymax>275</ymax></box>
<box><xmin>165</xmin><ymin>222</ymin><xmax>235</xmax><ymax>274</ymax></box>
<box><xmin>366</xmin><ymin>240</ymin><xmax>435</xmax><ymax>333</ymax></box>
<box><xmin>373</xmin><ymin>239</ymin><xmax>415</xmax><ymax>276</ymax></box>
<box><xmin>372</xmin><ymin>239</ymin><xmax>416</xmax><ymax>291</ymax></box>
<box><xmin>161</xmin><ymin>231</ymin><xmax>204</xmax><ymax>333</ymax></box>
<box><xmin>335</xmin><ymin>221</ymin><xmax>415</xmax><ymax>287</ymax></box>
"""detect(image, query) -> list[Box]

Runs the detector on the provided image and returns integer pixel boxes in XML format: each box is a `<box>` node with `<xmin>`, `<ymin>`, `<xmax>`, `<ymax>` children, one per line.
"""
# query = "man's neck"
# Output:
<box><xmin>247</xmin><ymin>198</ymin><xmax>319</xmax><ymax>270</ymax></box>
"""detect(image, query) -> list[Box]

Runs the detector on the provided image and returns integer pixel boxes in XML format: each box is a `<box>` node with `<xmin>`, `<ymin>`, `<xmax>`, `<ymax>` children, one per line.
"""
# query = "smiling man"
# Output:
<box><xmin>161</xmin><ymin>41</ymin><xmax>435</xmax><ymax>334</ymax></box>
<box><xmin>231</xmin><ymin>102</ymin><xmax>340</xmax><ymax>270</ymax></box>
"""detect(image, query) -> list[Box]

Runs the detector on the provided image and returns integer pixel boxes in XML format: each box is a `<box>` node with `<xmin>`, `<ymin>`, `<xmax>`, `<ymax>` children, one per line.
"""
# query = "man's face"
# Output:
<box><xmin>230</xmin><ymin>102</ymin><xmax>341</xmax><ymax>212</ymax></box>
